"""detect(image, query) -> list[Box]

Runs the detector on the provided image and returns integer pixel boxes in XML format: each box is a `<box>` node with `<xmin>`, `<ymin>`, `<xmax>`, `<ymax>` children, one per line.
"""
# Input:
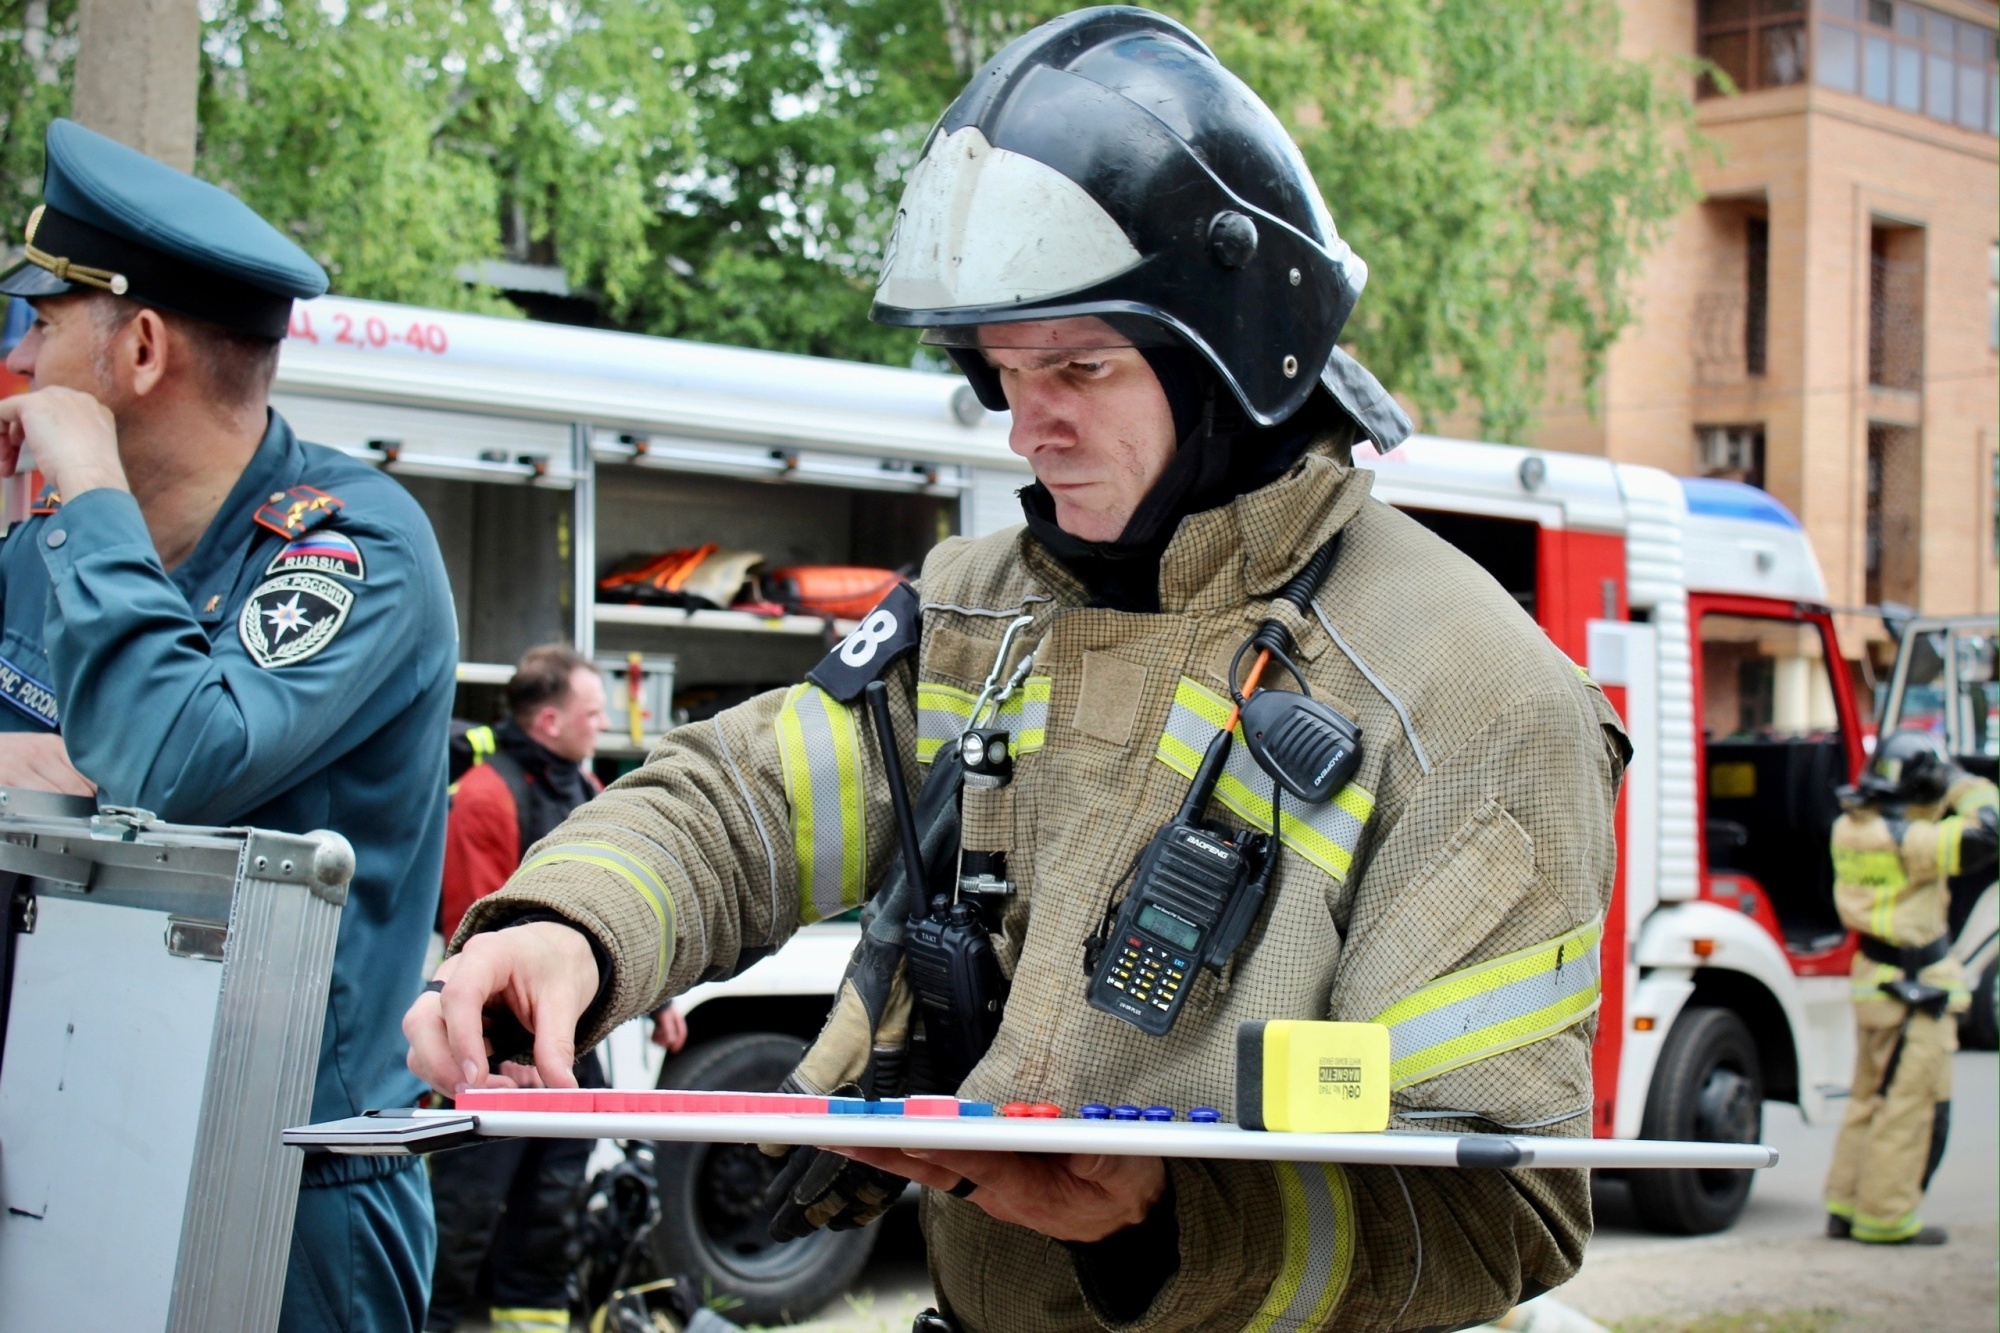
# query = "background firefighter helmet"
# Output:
<box><xmin>870</xmin><ymin>5</ymin><xmax>1409</xmax><ymax>448</ymax></box>
<box><xmin>1858</xmin><ymin>728</ymin><xmax>1953</xmax><ymax>803</ymax></box>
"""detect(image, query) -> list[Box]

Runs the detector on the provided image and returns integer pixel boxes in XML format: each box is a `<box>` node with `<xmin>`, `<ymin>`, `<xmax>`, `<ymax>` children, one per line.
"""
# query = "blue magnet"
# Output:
<box><xmin>1189</xmin><ymin>1106</ymin><xmax>1222</xmax><ymax>1124</ymax></box>
<box><xmin>1110</xmin><ymin>1104</ymin><xmax>1142</xmax><ymax>1121</ymax></box>
<box><xmin>1079</xmin><ymin>1103</ymin><xmax>1112</xmax><ymax>1120</ymax></box>
<box><xmin>1141</xmin><ymin>1105</ymin><xmax>1175</xmax><ymax>1122</ymax></box>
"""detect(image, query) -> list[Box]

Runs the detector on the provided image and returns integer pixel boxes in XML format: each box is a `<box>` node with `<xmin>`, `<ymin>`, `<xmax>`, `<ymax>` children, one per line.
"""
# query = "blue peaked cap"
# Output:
<box><xmin>0</xmin><ymin>119</ymin><xmax>326</xmax><ymax>338</ymax></box>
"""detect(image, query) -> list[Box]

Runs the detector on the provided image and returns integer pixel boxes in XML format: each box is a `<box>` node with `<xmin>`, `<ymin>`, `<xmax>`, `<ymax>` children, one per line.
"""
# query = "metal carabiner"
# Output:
<box><xmin>962</xmin><ymin>613</ymin><xmax>1036</xmax><ymax>737</ymax></box>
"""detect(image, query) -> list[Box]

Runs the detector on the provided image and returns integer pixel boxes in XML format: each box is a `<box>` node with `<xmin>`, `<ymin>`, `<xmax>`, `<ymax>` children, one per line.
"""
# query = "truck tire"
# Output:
<box><xmin>648</xmin><ymin>1032</ymin><xmax>877</xmax><ymax>1325</ymax></box>
<box><xmin>1629</xmin><ymin>1005</ymin><xmax>1763</xmax><ymax>1235</ymax></box>
<box><xmin>1962</xmin><ymin>959</ymin><xmax>1998</xmax><ymax>1051</ymax></box>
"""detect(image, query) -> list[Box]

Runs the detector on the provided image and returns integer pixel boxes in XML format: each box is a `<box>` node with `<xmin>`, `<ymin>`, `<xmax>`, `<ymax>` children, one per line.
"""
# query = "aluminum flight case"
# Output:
<box><xmin>0</xmin><ymin>790</ymin><xmax>355</xmax><ymax>1333</ymax></box>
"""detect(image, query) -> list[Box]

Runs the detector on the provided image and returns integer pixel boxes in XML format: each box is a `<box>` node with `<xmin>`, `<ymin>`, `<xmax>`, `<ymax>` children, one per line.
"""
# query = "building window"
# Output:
<box><xmin>1869</xmin><ymin>223</ymin><xmax>1924</xmax><ymax>391</ymax></box>
<box><xmin>1866</xmin><ymin>422</ymin><xmax>1922</xmax><ymax>606</ymax></box>
<box><xmin>1700</xmin><ymin>0</ymin><xmax>1810</xmax><ymax>97</ymax></box>
<box><xmin>1817</xmin><ymin>0</ymin><xmax>1998</xmax><ymax>134</ymax></box>
<box><xmin>1746</xmin><ymin>216</ymin><xmax>1770</xmax><ymax>376</ymax></box>
<box><xmin>1698</xmin><ymin>423</ymin><xmax>1767</xmax><ymax>489</ymax></box>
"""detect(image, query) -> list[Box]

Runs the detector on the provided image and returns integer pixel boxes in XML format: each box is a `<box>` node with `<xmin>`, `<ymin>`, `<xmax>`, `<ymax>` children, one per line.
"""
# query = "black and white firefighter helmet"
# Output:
<box><xmin>1858</xmin><ymin>728</ymin><xmax>1953</xmax><ymax>803</ymax></box>
<box><xmin>870</xmin><ymin>5</ymin><xmax>1410</xmax><ymax>449</ymax></box>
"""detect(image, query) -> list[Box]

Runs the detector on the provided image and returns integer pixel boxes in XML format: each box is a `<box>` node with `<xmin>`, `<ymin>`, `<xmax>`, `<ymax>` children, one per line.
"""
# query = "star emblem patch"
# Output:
<box><xmin>238</xmin><ymin>571</ymin><xmax>354</xmax><ymax>669</ymax></box>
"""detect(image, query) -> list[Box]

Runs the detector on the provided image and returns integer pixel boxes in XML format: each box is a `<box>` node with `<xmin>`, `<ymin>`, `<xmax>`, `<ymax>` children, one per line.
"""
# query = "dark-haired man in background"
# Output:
<box><xmin>0</xmin><ymin>119</ymin><xmax>457</xmax><ymax>1331</ymax></box>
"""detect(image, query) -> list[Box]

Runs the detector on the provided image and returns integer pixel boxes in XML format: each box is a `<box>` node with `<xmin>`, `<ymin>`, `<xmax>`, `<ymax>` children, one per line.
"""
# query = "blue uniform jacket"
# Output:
<box><xmin>0</xmin><ymin>413</ymin><xmax>457</xmax><ymax>1181</ymax></box>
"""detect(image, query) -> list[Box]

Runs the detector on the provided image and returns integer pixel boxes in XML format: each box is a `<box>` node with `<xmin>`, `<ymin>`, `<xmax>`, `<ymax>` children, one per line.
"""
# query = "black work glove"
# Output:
<box><xmin>764</xmin><ymin>1138</ymin><xmax>912</xmax><ymax>1239</ymax></box>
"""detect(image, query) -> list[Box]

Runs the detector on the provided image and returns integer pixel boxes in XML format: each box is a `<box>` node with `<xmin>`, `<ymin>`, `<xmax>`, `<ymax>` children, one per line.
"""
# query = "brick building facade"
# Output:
<box><xmin>1527</xmin><ymin>0</ymin><xmax>1997</xmax><ymax>679</ymax></box>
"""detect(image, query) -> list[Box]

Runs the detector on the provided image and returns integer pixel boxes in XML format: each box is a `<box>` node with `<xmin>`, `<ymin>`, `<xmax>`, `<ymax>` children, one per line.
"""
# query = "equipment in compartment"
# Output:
<box><xmin>597</xmin><ymin>653</ymin><xmax>679</xmax><ymax>746</ymax></box>
<box><xmin>766</xmin><ymin>566</ymin><xmax>907</xmax><ymax>621</ymax></box>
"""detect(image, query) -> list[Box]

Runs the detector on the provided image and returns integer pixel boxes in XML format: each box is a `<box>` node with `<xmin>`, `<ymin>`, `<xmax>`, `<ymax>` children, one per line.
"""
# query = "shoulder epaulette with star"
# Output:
<box><xmin>254</xmin><ymin>484</ymin><xmax>344</xmax><ymax>539</ymax></box>
<box><xmin>29</xmin><ymin>482</ymin><xmax>60</xmax><ymax>517</ymax></box>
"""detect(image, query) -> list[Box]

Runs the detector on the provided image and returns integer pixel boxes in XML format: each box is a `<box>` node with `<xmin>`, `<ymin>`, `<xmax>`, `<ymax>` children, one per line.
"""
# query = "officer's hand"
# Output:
<box><xmin>403</xmin><ymin>921</ymin><xmax>599</xmax><ymax>1095</ymax></box>
<box><xmin>0</xmin><ymin>386</ymin><xmax>128</xmax><ymax>499</ymax></box>
<box><xmin>835</xmin><ymin>1146</ymin><xmax>1167</xmax><ymax>1243</ymax></box>
<box><xmin>0</xmin><ymin>733</ymin><xmax>97</xmax><ymax>797</ymax></box>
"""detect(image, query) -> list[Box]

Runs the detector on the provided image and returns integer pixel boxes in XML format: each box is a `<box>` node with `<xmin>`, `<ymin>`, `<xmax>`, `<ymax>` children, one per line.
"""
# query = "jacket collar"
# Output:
<box><xmin>1018</xmin><ymin>435</ymin><xmax>1372</xmax><ymax>615</ymax></box>
<box><xmin>170</xmin><ymin>411</ymin><xmax>304</xmax><ymax>612</ymax></box>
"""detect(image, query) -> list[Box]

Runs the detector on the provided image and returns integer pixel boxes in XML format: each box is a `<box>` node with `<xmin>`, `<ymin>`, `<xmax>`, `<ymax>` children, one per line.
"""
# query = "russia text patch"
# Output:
<box><xmin>267</xmin><ymin>530</ymin><xmax>365</xmax><ymax>581</ymax></box>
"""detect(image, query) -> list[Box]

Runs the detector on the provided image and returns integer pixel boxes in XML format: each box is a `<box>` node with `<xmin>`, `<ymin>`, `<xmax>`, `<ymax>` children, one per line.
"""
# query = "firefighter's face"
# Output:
<box><xmin>981</xmin><ymin>317</ymin><xmax>1176</xmax><ymax>543</ymax></box>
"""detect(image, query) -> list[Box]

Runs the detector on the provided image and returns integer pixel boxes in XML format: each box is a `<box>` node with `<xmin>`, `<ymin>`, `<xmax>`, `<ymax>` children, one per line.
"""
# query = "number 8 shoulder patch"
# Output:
<box><xmin>239</xmin><ymin>571</ymin><xmax>356</xmax><ymax>669</ymax></box>
<box><xmin>805</xmin><ymin>581</ymin><xmax>920</xmax><ymax>702</ymax></box>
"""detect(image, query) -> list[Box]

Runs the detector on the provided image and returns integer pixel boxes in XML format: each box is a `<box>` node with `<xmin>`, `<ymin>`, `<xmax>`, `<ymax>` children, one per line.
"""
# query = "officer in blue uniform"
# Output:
<box><xmin>0</xmin><ymin>120</ymin><xmax>455</xmax><ymax>1331</ymax></box>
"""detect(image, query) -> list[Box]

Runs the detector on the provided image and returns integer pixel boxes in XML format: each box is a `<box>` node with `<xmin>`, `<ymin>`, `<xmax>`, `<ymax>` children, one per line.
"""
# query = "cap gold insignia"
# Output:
<box><xmin>22</xmin><ymin>204</ymin><xmax>130</xmax><ymax>296</ymax></box>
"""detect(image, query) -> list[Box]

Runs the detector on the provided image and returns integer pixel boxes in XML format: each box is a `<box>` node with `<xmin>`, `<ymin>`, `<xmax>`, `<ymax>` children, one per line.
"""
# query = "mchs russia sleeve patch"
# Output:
<box><xmin>267</xmin><ymin>530</ymin><xmax>365</xmax><ymax>581</ymax></box>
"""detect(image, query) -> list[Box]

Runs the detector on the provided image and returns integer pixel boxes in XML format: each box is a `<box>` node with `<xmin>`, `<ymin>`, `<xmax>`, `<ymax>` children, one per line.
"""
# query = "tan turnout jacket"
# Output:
<box><xmin>460</xmin><ymin>442</ymin><xmax>1629</xmax><ymax>1332</ymax></box>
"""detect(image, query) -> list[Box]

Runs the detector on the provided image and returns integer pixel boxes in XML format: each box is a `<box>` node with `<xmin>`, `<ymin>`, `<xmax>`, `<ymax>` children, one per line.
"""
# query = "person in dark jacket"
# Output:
<box><xmin>428</xmin><ymin>645</ymin><xmax>615</xmax><ymax>1333</ymax></box>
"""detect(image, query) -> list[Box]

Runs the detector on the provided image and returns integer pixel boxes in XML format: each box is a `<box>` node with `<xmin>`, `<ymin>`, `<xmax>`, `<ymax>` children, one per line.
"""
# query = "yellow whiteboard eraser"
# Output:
<box><xmin>1237</xmin><ymin>1020</ymin><xmax>1391</xmax><ymax>1133</ymax></box>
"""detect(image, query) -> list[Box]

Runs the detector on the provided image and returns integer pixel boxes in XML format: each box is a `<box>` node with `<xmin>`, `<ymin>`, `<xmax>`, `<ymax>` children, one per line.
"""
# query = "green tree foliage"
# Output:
<box><xmin>0</xmin><ymin>0</ymin><xmax>1698</xmax><ymax>441</ymax></box>
<box><xmin>198</xmin><ymin>0</ymin><xmax>692</xmax><ymax>318</ymax></box>
<box><xmin>0</xmin><ymin>1</ymin><xmax>78</xmax><ymax>233</ymax></box>
<box><xmin>1190</xmin><ymin>0</ymin><xmax>1703</xmax><ymax>440</ymax></box>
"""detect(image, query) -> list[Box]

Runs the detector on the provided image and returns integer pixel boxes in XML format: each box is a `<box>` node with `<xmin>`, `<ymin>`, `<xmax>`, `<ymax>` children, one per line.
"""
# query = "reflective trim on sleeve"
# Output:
<box><xmin>488</xmin><ymin>1310</ymin><xmax>570</xmax><ymax>1332</ymax></box>
<box><xmin>1854</xmin><ymin>960</ymin><xmax>1903</xmax><ymax>1002</ymax></box>
<box><xmin>1373</xmin><ymin>919</ymin><xmax>1603</xmax><ymax>1091</ymax></box>
<box><xmin>1243</xmin><ymin>1162</ymin><xmax>1354</xmax><ymax>1333</ymax></box>
<box><xmin>1938</xmin><ymin>816</ymin><xmax>1964</xmax><ymax>879</ymax></box>
<box><xmin>915</xmin><ymin>676</ymin><xmax>1051</xmax><ymax>763</ymax></box>
<box><xmin>1155</xmin><ymin>677</ymin><xmax>1373</xmax><ymax>881</ymax></box>
<box><xmin>776</xmin><ymin>683</ymin><xmax>868</xmax><ymax>923</ymax></box>
<box><xmin>516</xmin><ymin>841</ymin><xmax>676</xmax><ymax>994</ymax></box>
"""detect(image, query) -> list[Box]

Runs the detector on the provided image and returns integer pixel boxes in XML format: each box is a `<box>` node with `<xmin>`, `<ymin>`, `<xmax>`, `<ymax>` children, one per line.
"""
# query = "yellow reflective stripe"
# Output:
<box><xmin>915</xmin><ymin>677</ymin><xmax>1051</xmax><ymax>762</ymax></box>
<box><xmin>1835</xmin><ymin>846</ymin><xmax>1906</xmax><ymax>941</ymax></box>
<box><xmin>488</xmin><ymin>1310</ymin><xmax>569</xmax><ymax>1331</ymax></box>
<box><xmin>1155</xmin><ymin>677</ymin><xmax>1374</xmax><ymax>881</ymax></box>
<box><xmin>1938</xmin><ymin>816</ymin><xmax>1964</xmax><ymax>878</ymax></box>
<box><xmin>1824</xmin><ymin>1199</ymin><xmax>1855</xmax><ymax>1220</ymax></box>
<box><xmin>1854</xmin><ymin>960</ymin><xmax>1902</xmax><ymax>1001</ymax></box>
<box><xmin>1244</xmin><ymin>1163</ymin><xmax>1354</xmax><ymax>1332</ymax></box>
<box><xmin>775</xmin><ymin>684</ymin><xmax>868</xmax><ymax>924</ymax></box>
<box><xmin>1373</xmin><ymin>919</ymin><xmax>1603</xmax><ymax>1090</ymax></box>
<box><xmin>1953</xmin><ymin>784</ymin><xmax>1998</xmax><ymax>815</ymax></box>
<box><xmin>517</xmin><ymin>842</ymin><xmax>675</xmax><ymax>993</ymax></box>
<box><xmin>468</xmin><ymin>724</ymin><xmax>495</xmax><ymax>765</ymax></box>
<box><xmin>1851</xmin><ymin>1210</ymin><xmax>1921</xmax><ymax>1242</ymax></box>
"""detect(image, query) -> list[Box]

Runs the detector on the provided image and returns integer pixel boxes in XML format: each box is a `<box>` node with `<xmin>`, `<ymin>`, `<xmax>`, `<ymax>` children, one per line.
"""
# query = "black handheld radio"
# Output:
<box><xmin>1083</xmin><ymin>531</ymin><xmax>1359</xmax><ymax>1038</ymax></box>
<box><xmin>864</xmin><ymin>683</ymin><xmax>1008</xmax><ymax>1088</ymax></box>
<box><xmin>1084</xmin><ymin>733</ymin><xmax>1274</xmax><ymax>1036</ymax></box>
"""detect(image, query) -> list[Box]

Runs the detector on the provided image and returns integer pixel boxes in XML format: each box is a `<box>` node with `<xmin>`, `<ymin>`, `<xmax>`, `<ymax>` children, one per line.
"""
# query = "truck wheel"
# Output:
<box><xmin>1962</xmin><ymin>959</ymin><xmax>1998</xmax><ymax>1051</ymax></box>
<box><xmin>1629</xmin><ymin>1006</ymin><xmax>1763</xmax><ymax>1235</ymax></box>
<box><xmin>649</xmin><ymin>1032</ymin><xmax>877</xmax><ymax>1326</ymax></box>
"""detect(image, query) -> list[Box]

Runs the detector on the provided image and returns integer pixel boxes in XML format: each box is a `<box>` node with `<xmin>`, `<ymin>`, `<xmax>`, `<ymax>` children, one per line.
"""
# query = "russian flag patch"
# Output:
<box><xmin>266</xmin><ymin>530</ymin><xmax>365</xmax><ymax>581</ymax></box>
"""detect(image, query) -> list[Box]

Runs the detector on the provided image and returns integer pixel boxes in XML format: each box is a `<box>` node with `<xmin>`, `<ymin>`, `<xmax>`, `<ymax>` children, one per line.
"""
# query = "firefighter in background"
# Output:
<box><xmin>1824</xmin><ymin>729</ymin><xmax>1998</xmax><ymax>1245</ymax></box>
<box><xmin>427</xmin><ymin>645</ymin><xmax>687</xmax><ymax>1333</ymax></box>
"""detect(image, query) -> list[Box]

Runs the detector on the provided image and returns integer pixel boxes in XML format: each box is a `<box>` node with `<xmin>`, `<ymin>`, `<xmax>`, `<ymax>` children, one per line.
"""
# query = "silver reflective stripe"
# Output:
<box><xmin>1374</xmin><ymin>919</ymin><xmax>1603</xmax><ymax>1090</ymax></box>
<box><xmin>1243</xmin><ymin>1162</ymin><xmax>1355</xmax><ymax>1331</ymax></box>
<box><xmin>916</xmin><ymin>677</ymin><xmax>1050</xmax><ymax>763</ymax></box>
<box><xmin>1156</xmin><ymin>678</ymin><xmax>1372</xmax><ymax>881</ymax></box>
<box><xmin>774</xmin><ymin>684</ymin><xmax>867</xmax><ymax>923</ymax></box>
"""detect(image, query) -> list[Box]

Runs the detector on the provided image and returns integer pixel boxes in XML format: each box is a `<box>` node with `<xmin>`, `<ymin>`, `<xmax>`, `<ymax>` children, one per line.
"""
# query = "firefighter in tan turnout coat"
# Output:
<box><xmin>1823</xmin><ymin>729</ymin><xmax>1997</xmax><ymax>1246</ymax></box>
<box><xmin>406</xmin><ymin>10</ymin><xmax>1629</xmax><ymax>1331</ymax></box>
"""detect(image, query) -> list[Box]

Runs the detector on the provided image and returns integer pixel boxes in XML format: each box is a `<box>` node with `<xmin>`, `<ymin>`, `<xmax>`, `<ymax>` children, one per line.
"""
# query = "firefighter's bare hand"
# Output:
<box><xmin>834</xmin><ymin>1145</ymin><xmax>1167</xmax><ymax>1243</ymax></box>
<box><xmin>403</xmin><ymin>921</ymin><xmax>599</xmax><ymax>1096</ymax></box>
<box><xmin>0</xmin><ymin>733</ymin><xmax>97</xmax><ymax>797</ymax></box>
<box><xmin>0</xmin><ymin>386</ymin><xmax>128</xmax><ymax>498</ymax></box>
